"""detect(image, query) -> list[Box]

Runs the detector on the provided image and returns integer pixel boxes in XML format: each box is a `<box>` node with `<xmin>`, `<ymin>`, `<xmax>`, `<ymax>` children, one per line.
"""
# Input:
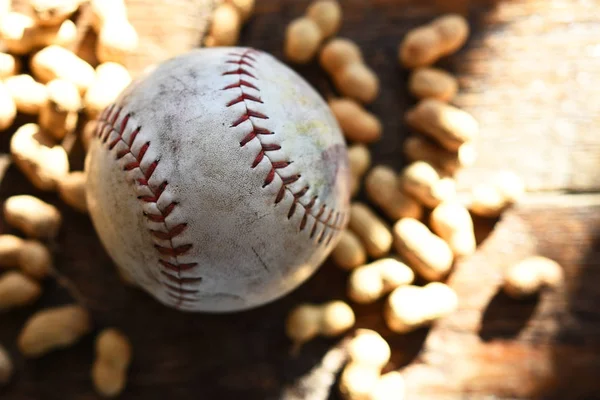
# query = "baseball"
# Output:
<box><xmin>84</xmin><ymin>47</ymin><xmax>351</xmax><ymax>312</ymax></box>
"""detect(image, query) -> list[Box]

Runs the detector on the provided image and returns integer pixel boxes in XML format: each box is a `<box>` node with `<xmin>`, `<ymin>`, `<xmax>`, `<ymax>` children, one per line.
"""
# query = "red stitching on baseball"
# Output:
<box><xmin>95</xmin><ymin>105</ymin><xmax>199</xmax><ymax>308</ymax></box>
<box><xmin>222</xmin><ymin>49</ymin><xmax>346</xmax><ymax>240</ymax></box>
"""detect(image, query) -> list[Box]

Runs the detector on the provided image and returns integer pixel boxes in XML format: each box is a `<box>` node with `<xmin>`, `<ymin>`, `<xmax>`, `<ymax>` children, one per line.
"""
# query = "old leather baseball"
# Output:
<box><xmin>85</xmin><ymin>47</ymin><xmax>351</xmax><ymax>312</ymax></box>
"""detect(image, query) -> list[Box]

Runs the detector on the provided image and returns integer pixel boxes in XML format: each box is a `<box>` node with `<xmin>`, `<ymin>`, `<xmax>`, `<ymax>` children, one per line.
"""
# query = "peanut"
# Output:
<box><xmin>0</xmin><ymin>235</ymin><xmax>24</xmax><ymax>268</ymax></box>
<box><xmin>10</xmin><ymin>123</ymin><xmax>70</xmax><ymax>191</ymax></box>
<box><xmin>365</xmin><ymin>165</ymin><xmax>423</xmax><ymax>220</ymax></box>
<box><xmin>469</xmin><ymin>171</ymin><xmax>525</xmax><ymax>217</ymax></box>
<box><xmin>4</xmin><ymin>195</ymin><xmax>62</xmax><ymax>239</ymax></box>
<box><xmin>348</xmin><ymin>258</ymin><xmax>414</xmax><ymax>304</ymax></box>
<box><xmin>399</xmin><ymin>14</ymin><xmax>469</xmax><ymax>68</ymax></box>
<box><xmin>58</xmin><ymin>171</ymin><xmax>88</xmax><ymax>213</ymax></box>
<box><xmin>226</xmin><ymin>0</ymin><xmax>255</xmax><ymax>22</ymax></box>
<box><xmin>90</xmin><ymin>0</ymin><xmax>138</xmax><ymax>63</ymax></box>
<box><xmin>5</xmin><ymin>74</ymin><xmax>48</xmax><ymax>115</ymax></box>
<box><xmin>0</xmin><ymin>13</ymin><xmax>76</xmax><ymax>55</ymax></box>
<box><xmin>371</xmin><ymin>372</ymin><xmax>406</xmax><ymax>400</ymax></box>
<box><xmin>331</xmin><ymin>229</ymin><xmax>367</xmax><ymax>270</ymax></box>
<box><xmin>399</xmin><ymin>161</ymin><xmax>456</xmax><ymax>208</ymax></box>
<box><xmin>30</xmin><ymin>45</ymin><xmax>96</xmax><ymax>95</ymax></box>
<box><xmin>409</xmin><ymin>67</ymin><xmax>458</xmax><ymax>102</ymax></box>
<box><xmin>385</xmin><ymin>282</ymin><xmax>457</xmax><ymax>333</ymax></box>
<box><xmin>285</xmin><ymin>301</ymin><xmax>355</xmax><ymax>350</ymax></box>
<box><xmin>0</xmin><ymin>52</ymin><xmax>20</xmax><ymax>79</ymax></box>
<box><xmin>393</xmin><ymin>218</ymin><xmax>453</xmax><ymax>281</ymax></box>
<box><xmin>39</xmin><ymin>79</ymin><xmax>81</xmax><ymax>141</ymax></box>
<box><xmin>0</xmin><ymin>344</ymin><xmax>12</xmax><ymax>386</ymax></box>
<box><xmin>306</xmin><ymin>0</ymin><xmax>342</xmax><ymax>38</ymax></box>
<box><xmin>348</xmin><ymin>202</ymin><xmax>392</xmax><ymax>258</ymax></box>
<box><xmin>284</xmin><ymin>17</ymin><xmax>322</xmax><ymax>64</ymax></box>
<box><xmin>18</xmin><ymin>240</ymin><xmax>53</xmax><ymax>279</ymax></box>
<box><xmin>206</xmin><ymin>3</ymin><xmax>242</xmax><ymax>47</ymax></box>
<box><xmin>0</xmin><ymin>271</ymin><xmax>42</xmax><ymax>311</ymax></box>
<box><xmin>96</xmin><ymin>19</ymin><xmax>139</xmax><ymax>64</ymax></box>
<box><xmin>320</xmin><ymin>38</ymin><xmax>378</xmax><ymax>104</ymax></box>
<box><xmin>348</xmin><ymin>144</ymin><xmax>371</xmax><ymax>197</ymax></box>
<box><xmin>328</xmin><ymin>98</ymin><xmax>382</xmax><ymax>143</ymax></box>
<box><xmin>18</xmin><ymin>304</ymin><xmax>92</xmax><ymax>358</ymax></box>
<box><xmin>430</xmin><ymin>202</ymin><xmax>476</xmax><ymax>257</ymax></box>
<box><xmin>0</xmin><ymin>82</ymin><xmax>16</xmax><ymax>130</ymax></box>
<box><xmin>405</xmin><ymin>99</ymin><xmax>478</xmax><ymax>151</ymax></box>
<box><xmin>339</xmin><ymin>329</ymin><xmax>390</xmax><ymax>400</ymax></box>
<box><xmin>320</xmin><ymin>39</ymin><xmax>362</xmax><ymax>74</ymax></box>
<box><xmin>84</xmin><ymin>62</ymin><xmax>131</xmax><ymax>118</ymax></box>
<box><xmin>92</xmin><ymin>328</ymin><xmax>132</xmax><ymax>398</ymax></box>
<box><xmin>335</xmin><ymin>63</ymin><xmax>379</xmax><ymax>105</ymax></box>
<box><xmin>29</xmin><ymin>0</ymin><xmax>82</xmax><ymax>26</ymax></box>
<box><xmin>403</xmin><ymin>135</ymin><xmax>476</xmax><ymax>175</ymax></box>
<box><xmin>504</xmin><ymin>256</ymin><xmax>563</xmax><ymax>299</ymax></box>
<box><xmin>90</xmin><ymin>0</ymin><xmax>127</xmax><ymax>31</ymax></box>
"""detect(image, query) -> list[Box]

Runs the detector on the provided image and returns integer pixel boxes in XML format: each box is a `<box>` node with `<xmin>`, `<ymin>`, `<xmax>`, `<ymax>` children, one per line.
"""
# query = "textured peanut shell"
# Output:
<box><xmin>403</xmin><ymin>135</ymin><xmax>476</xmax><ymax>175</ymax></box>
<box><xmin>348</xmin><ymin>258</ymin><xmax>414</xmax><ymax>304</ymax></box>
<box><xmin>331</xmin><ymin>229</ymin><xmax>367</xmax><ymax>270</ymax></box>
<box><xmin>284</xmin><ymin>17</ymin><xmax>322</xmax><ymax>64</ymax></box>
<box><xmin>30</xmin><ymin>45</ymin><xmax>96</xmax><ymax>94</ymax></box>
<box><xmin>18</xmin><ymin>305</ymin><xmax>92</xmax><ymax>357</ymax></box>
<box><xmin>348</xmin><ymin>329</ymin><xmax>390</xmax><ymax>367</ymax></box>
<box><xmin>430</xmin><ymin>202</ymin><xmax>476</xmax><ymax>257</ymax></box>
<box><xmin>39</xmin><ymin>79</ymin><xmax>81</xmax><ymax>141</ymax></box>
<box><xmin>409</xmin><ymin>67</ymin><xmax>458</xmax><ymax>102</ymax></box>
<box><xmin>0</xmin><ymin>271</ymin><xmax>42</xmax><ymax>311</ymax></box>
<box><xmin>320</xmin><ymin>300</ymin><xmax>355</xmax><ymax>336</ymax></box>
<box><xmin>392</xmin><ymin>218</ymin><xmax>453</xmax><ymax>281</ymax></box>
<box><xmin>347</xmin><ymin>144</ymin><xmax>371</xmax><ymax>177</ymax></box>
<box><xmin>18</xmin><ymin>240</ymin><xmax>53</xmax><ymax>279</ymax></box>
<box><xmin>405</xmin><ymin>99</ymin><xmax>479</xmax><ymax>151</ymax></box>
<box><xmin>504</xmin><ymin>256</ymin><xmax>563</xmax><ymax>298</ymax></box>
<box><xmin>329</xmin><ymin>98</ymin><xmax>381</xmax><ymax>143</ymax></box>
<box><xmin>399</xmin><ymin>161</ymin><xmax>455</xmax><ymax>208</ymax></box>
<box><xmin>348</xmin><ymin>203</ymin><xmax>392</xmax><ymax>258</ymax></box>
<box><xmin>385</xmin><ymin>282</ymin><xmax>457</xmax><ymax>333</ymax></box>
<box><xmin>92</xmin><ymin>329</ymin><xmax>132</xmax><ymax>397</ymax></box>
<box><xmin>334</xmin><ymin>63</ymin><xmax>379</xmax><ymax>104</ymax></box>
<box><xmin>97</xmin><ymin>20</ymin><xmax>139</xmax><ymax>64</ymax></box>
<box><xmin>0</xmin><ymin>235</ymin><xmax>24</xmax><ymax>268</ymax></box>
<box><xmin>365</xmin><ymin>165</ymin><xmax>423</xmax><ymax>220</ymax></box>
<box><xmin>0</xmin><ymin>82</ymin><xmax>15</xmax><ymax>130</ymax></box>
<box><xmin>5</xmin><ymin>75</ymin><xmax>48</xmax><ymax>115</ymax></box>
<box><xmin>4</xmin><ymin>195</ymin><xmax>62</xmax><ymax>239</ymax></box>
<box><xmin>319</xmin><ymin>38</ymin><xmax>363</xmax><ymax>74</ymax></box>
<box><xmin>29</xmin><ymin>0</ymin><xmax>82</xmax><ymax>26</ymax></box>
<box><xmin>10</xmin><ymin>123</ymin><xmax>69</xmax><ymax>191</ymax></box>
<box><xmin>339</xmin><ymin>363</ymin><xmax>380</xmax><ymax>400</ymax></box>
<box><xmin>0</xmin><ymin>52</ymin><xmax>20</xmax><ymax>79</ymax></box>
<box><xmin>1</xmin><ymin>14</ymin><xmax>76</xmax><ymax>55</ymax></box>
<box><xmin>84</xmin><ymin>62</ymin><xmax>132</xmax><ymax>118</ymax></box>
<box><xmin>306</xmin><ymin>0</ymin><xmax>342</xmax><ymax>38</ymax></box>
<box><xmin>58</xmin><ymin>172</ymin><xmax>88</xmax><ymax>213</ymax></box>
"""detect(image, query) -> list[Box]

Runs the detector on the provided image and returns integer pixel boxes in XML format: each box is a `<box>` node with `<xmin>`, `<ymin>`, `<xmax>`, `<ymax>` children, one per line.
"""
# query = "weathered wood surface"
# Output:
<box><xmin>1</xmin><ymin>0</ymin><xmax>600</xmax><ymax>399</ymax></box>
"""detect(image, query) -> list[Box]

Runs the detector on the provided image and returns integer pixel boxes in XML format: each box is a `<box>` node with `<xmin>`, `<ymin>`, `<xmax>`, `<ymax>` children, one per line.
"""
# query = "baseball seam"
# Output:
<box><xmin>95</xmin><ymin>105</ymin><xmax>200</xmax><ymax>308</ymax></box>
<box><xmin>223</xmin><ymin>49</ymin><xmax>345</xmax><ymax>245</ymax></box>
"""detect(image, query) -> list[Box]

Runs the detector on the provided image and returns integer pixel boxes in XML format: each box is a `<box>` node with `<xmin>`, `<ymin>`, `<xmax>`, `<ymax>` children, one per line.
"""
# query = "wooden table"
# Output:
<box><xmin>2</xmin><ymin>0</ymin><xmax>600</xmax><ymax>399</ymax></box>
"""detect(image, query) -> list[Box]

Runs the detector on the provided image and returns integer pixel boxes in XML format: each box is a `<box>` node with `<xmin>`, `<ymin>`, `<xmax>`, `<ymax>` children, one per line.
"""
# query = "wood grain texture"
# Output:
<box><xmin>0</xmin><ymin>0</ymin><xmax>599</xmax><ymax>399</ymax></box>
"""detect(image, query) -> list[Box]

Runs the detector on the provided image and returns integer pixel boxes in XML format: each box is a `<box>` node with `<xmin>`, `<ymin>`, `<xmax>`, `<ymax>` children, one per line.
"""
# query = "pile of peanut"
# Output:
<box><xmin>0</xmin><ymin>0</ymin><xmax>137</xmax><ymax>396</ymax></box>
<box><xmin>282</xmin><ymin>5</ymin><xmax>564</xmax><ymax>400</ymax></box>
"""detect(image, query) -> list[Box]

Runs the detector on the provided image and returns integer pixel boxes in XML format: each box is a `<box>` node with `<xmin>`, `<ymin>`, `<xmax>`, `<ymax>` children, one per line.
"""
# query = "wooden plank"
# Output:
<box><xmin>453</xmin><ymin>0</ymin><xmax>600</xmax><ymax>192</ymax></box>
<box><xmin>403</xmin><ymin>194</ymin><xmax>600</xmax><ymax>399</ymax></box>
<box><xmin>1</xmin><ymin>0</ymin><xmax>600</xmax><ymax>399</ymax></box>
